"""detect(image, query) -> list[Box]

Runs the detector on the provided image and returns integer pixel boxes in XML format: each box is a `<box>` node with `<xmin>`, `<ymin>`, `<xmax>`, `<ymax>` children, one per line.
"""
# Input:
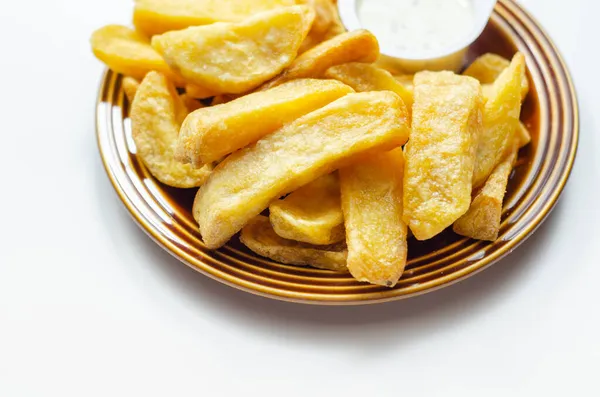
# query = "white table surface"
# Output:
<box><xmin>1</xmin><ymin>0</ymin><xmax>598</xmax><ymax>395</ymax></box>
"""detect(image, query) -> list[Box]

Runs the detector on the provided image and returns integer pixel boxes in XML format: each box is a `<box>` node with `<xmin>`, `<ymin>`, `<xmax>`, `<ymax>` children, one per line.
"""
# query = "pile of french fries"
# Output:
<box><xmin>91</xmin><ymin>0</ymin><xmax>530</xmax><ymax>287</ymax></box>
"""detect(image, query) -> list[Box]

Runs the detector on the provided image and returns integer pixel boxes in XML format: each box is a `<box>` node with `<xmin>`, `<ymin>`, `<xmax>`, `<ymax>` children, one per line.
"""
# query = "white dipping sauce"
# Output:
<box><xmin>358</xmin><ymin>0</ymin><xmax>475</xmax><ymax>57</ymax></box>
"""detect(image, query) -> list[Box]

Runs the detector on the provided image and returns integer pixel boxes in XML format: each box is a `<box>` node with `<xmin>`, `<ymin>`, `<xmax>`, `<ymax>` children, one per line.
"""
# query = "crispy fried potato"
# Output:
<box><xmin>193</xmin><ymin>91</ymin><xmax>410</xmax><ymax>248</ymax></box>
<box><xmin>177</xmin><ymin>79</ymin><xmax>353</xmax><ymax>166</ymax></box>
<box><xmin>122</xmin><ymin>77</ymin><xmax>140</xmax><ymax>103</ymax></box>
<box><xmin>131</xmin><ymin>71</ymin><xmax>211</xmax><ymax>188</ymax></box>
<box><xmin>517</xmin><ymin>121</ymin><xmax>532</xmax><ymax>148</ymax></box>
<box><xmin>240</xmin><ymin>216</ymin><xmax>348</xmax><ymax>272</ymax></box>
<box><xmin>179</xmin><ymin>94</ymin><xmax>204</xmax><ymax>112</ymax></box>
<box><xmin>90</xmin><ymin>25</ymin><xmax>181</xmax><ymax>82</ymax></box>
<box><xmin>464</xmin><ymin>53</ymin><xmax>529</xmax><ymax>100</ymax></box>
<box><xmin>472</xmin><ymin>53</ymin><xmax>525</xmax><ymax>188</ymax></box>
<box><xmin>403</xmin><ymin>71</ymin><xmax>483</xmax><ymax>240</ymax></box>
<box><xmin>152</xmin><ymin>6</ymin><xmax>315</xmax><ymax>94</ymax></box>
<box><xmin>453</xmin><ymin>148</ymin><xmax>518</xmax><ymax>241</ymax></box>
<box><xmin>297</xmin><ymin>0</ymin><xmax>346</xmax><ymax>53</ymax></box>
<box><xmin>340</xmin><ymin>149</ymin><xmax>408</xmax><ymax>287</ymax></box>
<box><xmin>325</xmin><ymin>63</ymin><xmax>413</xmax><ymax>113</ymax></box>
<box><xmin>269</xmin><ymin>173</ymin><xmax>344</xmax><ymax>245</ymax></box>
<box><xmin>259</xmin><ymin>30</ymin><xmax>380</xmax><ymax>90</ymax></box>
<box><xmin>394</xmin><ymin>74</ymin><xmax>414</xmax><ymax>93</ymax></box>
<box><xmin>184</xmin><ymin>83</ymin><xmax>218</xmax><ymax>100</ymax></box>
<box><xmin>133</xmin><ymin>0</ymin><xmax>297</xmax><ymax>37</ymax></box>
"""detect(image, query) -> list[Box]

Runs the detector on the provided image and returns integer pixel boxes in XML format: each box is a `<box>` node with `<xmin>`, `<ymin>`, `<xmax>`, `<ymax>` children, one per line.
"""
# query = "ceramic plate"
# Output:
<box><xmin>96</xmin><ymin>0</ymin><xmax>578</xmax><ymax>305</ymax></box>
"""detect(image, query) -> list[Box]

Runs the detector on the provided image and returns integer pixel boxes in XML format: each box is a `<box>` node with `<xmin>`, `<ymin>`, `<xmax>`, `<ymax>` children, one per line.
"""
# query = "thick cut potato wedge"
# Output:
<box><xmin>464</xmin><ymin>52</ymin><xmax>529</xmax><ymax>100</ymax></box>
<box><xmin>340</xmin><ymin>149</ymin><xmax>408</xmax><ymax>287</ymax></box>
<box><xmin>133</xmin><ymin>0</ymin><xmax>297</xmax><ymax>37</ymax></box>
<box><xmin>193</xmin><ymin>91</ymin><xmax>410</xmax><ymax>249</ymax></box>
<box><xmin>517</xmin><ymin>121</ymin><xmax>532</xmax><ymax>148</ymax></box>
<box><xmin>240</xmin><ymin>216</ymin><xmax>348</xmax><ymax>272</ymax></box>
<box><xmin>259</xmin><ymin>30</ymin><xmax>380</xmax><ymax>90</ymax></box>
<box><xmin>131</xmin><ymin>72</ymin><xmax>212</xmax><ymax>188</ymax></box>
<box><xmin>325</xmin><ymin>62</ymin><xmax>413</xmax><ymax>113</ymax></box>
<box><xmin>122</xmin><ymin>77</ymin><xmax>140</xmax><ymax>103</ymax></box>
<box><xmin>472</xmin><ymin>53</ymin><xmax>525</xmax><ymax>188</ymax></box>
<box><xmin>152</xmin><ymin>6</ymin><xmax>315</xmax><ymax>94</ymax></box>
<box><xmin>269</xmin><ymin>173</ymin><xmax>344</xmax><ymax>245</ymax></box>
<box><xmin>297</xmin><ymin>0</ymin><xmax>346</xmax><ymax>53</ymax></box>
<box><xmin>177</xmin><ymin>79</ymin><xmax>353</xmax><ymax>166</ymax></box>
<box><xmin>185</xmin><ymin>83</ymin><xmax>219</xmax><ymax>100</ymax></box>
<box><xmin>403</xmin><ymin>71</ymin><xmax>483</xmax><ymax>241</ymax></box>
<box><xmin>90</xmin><ymin>25</ymin><xmax>181</xmax><ymax>82</ymax></box>
<box><xmin>453</xmin><ymin>148</ymin><xmax>518</xmax><ymax>241</ymax></box>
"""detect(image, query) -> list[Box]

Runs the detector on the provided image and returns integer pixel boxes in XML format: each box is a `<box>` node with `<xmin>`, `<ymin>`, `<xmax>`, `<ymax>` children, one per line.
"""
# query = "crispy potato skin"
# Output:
<box><xmin>133</xmin><ymin>0</ymin><xmax>297</xmax><ymax>37</ymax></box>
<box><xmin>403</xmin><ymin>71</ymin><xmax>483</xmax><ymax>241</ymax></box>
<box><xmin>325</xmin><ymin>62</ymin><xmax>413</xmax><ymax>115</ymax></box>
<box><xmin>270</xmin><ymin>173</ymin><xmax>345</xmax><ymax>245</ymax></box>
<box><xmin>193</xmin><ymin>91</ymin><xmax>410</xmax><ymax>249</ymax></box>
<box><xmin>463</xmin><ymin>52</ymin><xmax>529</xmax><ymax>100</ymax></box>
<box><xmin>90</xmin><ymin>25</ymin><xmax>182</xmax><ymax>83</ymax></box>
<box><xmin>240</xmin><ymin>216</ymin><xmax>348</xmax><ymax>272</ymax></box>
<box><xmin>177</xmin><ymin>79</ymin><xmax>353</xmax><ymax>166</ymax></box>
<box><xmin>130</xmin><ymin>72</ymin><xmax>212</xmax><ymax>188</ymax></box>
<box><xmin>151</xmin><ymin>6</ymin><xmax>315</xmax><ymax>94</ymax></box>
<box><xmin>259</xmin><ymin>30</ymin><xmax>380</xmax><ymax>90</ymax></box>
<box><xmin>453</xmin><ymin>149</ymin><xmax>518</xmax><ymax>241</ymax></box>
<box><xmin>340</xmin><ymin>149</ymin><xmax>408</xmax><ymax>287</ymax></box>
<box><xmin>472</xmin><ymin>53</ymin><xmax>525</xmax><ymax>188</ymax></box>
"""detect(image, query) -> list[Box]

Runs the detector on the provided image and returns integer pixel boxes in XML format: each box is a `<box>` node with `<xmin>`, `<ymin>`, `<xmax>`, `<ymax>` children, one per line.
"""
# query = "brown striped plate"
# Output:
<box><xmin>96</xmin><ymin>0</ymin><xmax>579</xmax><ymax>305</ymax></box>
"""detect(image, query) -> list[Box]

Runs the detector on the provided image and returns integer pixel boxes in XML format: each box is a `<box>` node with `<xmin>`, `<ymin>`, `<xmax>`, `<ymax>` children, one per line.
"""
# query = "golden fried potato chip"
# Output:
<box><xmin>177</xmin><ymin>79</ymin><xmax>353</xmax><ymax>166</ymax></box>
<box><xmin>516</xmin><ymin>121</ymin><xmax>532</xmax><ymax>148</ymax></box>
<box><xmin>152</xmin><ymin>6</ymin><xmax>315</xmax><ymax>94</ymax></box>
<box><xmin>259</xmin><ymin>30</ymin><xmax>380</xmax><ymax>90</ymax></box>
<box><xmin>453</xmin><ymin>149</ymin><xmax>518</xmax><ymax>241</ymax></box>
<box><xmin>122</xmin><ymin>77</ymin><xmax>140</xmax><ymax>103</ymax></box>
<box><xmin>184</xmin><ymin>83</ymin><xmax>219</xmax><ymax>100</ymax></box>
<box><xmin>325</xmin><ymin>63</ymin><xmax>413</xmax><ymax>113</ymax></box>
<box><xmin>297</xmin><ymin>0</ymin><xmax>346</xmax><ymax>53</ymax></box>
<box><xmin>269</xmin><ymin>173</ymin><xmax>344</xmax><ymax>245</ymax></box>
<box><xmin>340</xmin><ymin>149</ymin><xmax>408</xmax><ymax>287</ymax></box>
<box><xmin>240</xmin><ymin>216</ymin><xmax>348</xmax><ymax>272</ymax></box>
<box><xmin>403</xmin><ymin>71</ymin><xmax>483</xmax><ymax>241</ymax></box>
<box><xmin>131</xmin><ymin>71</ymin><xmax>212</xmax><ymax>188</ymax></box>
<box><xmin>464</xmin><ymin>52</ymin><xmax>529</xmax><ymax>100</ymax></box>
<box><xmin>193</xmin><ymin>91</ymin><xmax>410</xmax><ymax>248</ymax></box>
<box><xmin>90</xmin><ymin>25</ymin><xmax>180</xmax><ymax>82</ymax></box>
<box><xmin>134</xmin><ymin>0</ymin><xmax>297</xmax><ymax>37</ymax></box>
<box><xmin>472</xmin><ymin>53</ymin><xmax>525</xmax><ymax>188</ymax></box>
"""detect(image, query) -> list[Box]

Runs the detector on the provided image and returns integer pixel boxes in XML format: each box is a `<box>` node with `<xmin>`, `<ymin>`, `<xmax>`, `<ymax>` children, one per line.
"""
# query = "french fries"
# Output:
<box><xmin>240</xmin><ymin>216</ymin><xmax>348</xmax><ymax>272</ymax></box>
<box><xmin>403</xmin><ymin>71</ymin><xmax>483</xmax><ymax>240</ymax></box>
<box><xmin>464</xmin><ymin>53</ymin><xmax>529</xmax><ymax>100</ymax></box>
<box><xmin>453</xmin><ymin>148</ymin><xmax>518</xmax><ymax>241</ymax></box>
<box><xmin>325</xmin><ymin>62</ymin><xmax>413</xmax><ymax>114</ymax></box>
<box><xmin>259</xmin><ymin>30</ymin><xmax>380</xmax><ymax>90</ymax></box>
<box><xmin>177</xmin><ymin>78</ymin><xmax>353</xmax><ymax>166</ymax></box>
<box><xmin>340</xmin><ymin>149</ymin><xmax>408</xmax><ymax>287</ymax></box>
<box><xmin>133</xmin><ymin>0</ymin><xmax>297</xmax><ymax>37</ymax></box>
<box><xmin>122</xmin><ymin>77</ymin><xmax>140</xmax><ymax>103</ymax></box>
<box><xmin>131</xmin><ymin>71</ymin><xmax>212</xmax><ymax>188</ymax></box>
<box><xmin>517</xmin><ymin>121</ymin><xmax>532</xmax><ymax>148</ymax></box>
<box><xmin>90</xmin><ymin>25</ymin><xmax>182</xmax><ymax>83</ymax></box>
<box><xmin>193</xmin><ymin>91</ymin><xmax>410</xmax><ymax>248</ymax></box>
<box><xmin>472</xmin><ymin>53</ymin><xmax>525</xmax><ymax>188</ymax></box>
<box><xmin>297</xmin><ymin>0</ymin><xmax>346</xmax><ymax>53</ymax></box>
<box><xmin>151</xmin><ymin>6</ymin><xmax>314</xmax><ymax>94</ymax></box>
<box><xmin>269</xmin><ymin>173</ymin><xmax>344</xmax><ymax>245</ymax></box>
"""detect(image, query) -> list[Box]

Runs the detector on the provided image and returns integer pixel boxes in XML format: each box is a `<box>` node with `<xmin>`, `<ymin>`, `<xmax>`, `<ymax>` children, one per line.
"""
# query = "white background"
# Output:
<box><xmin>0</xmin><ymin>0</ymin><xmax>598</xmax><ymax>396</ymax></box>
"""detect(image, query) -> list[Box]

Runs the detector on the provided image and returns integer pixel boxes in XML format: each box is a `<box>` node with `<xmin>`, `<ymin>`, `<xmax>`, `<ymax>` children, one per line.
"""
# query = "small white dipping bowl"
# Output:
<box><xmin>338</xmin><ymin>0</ymin><xmax>498</xmax><ymax>73</ymax></box>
